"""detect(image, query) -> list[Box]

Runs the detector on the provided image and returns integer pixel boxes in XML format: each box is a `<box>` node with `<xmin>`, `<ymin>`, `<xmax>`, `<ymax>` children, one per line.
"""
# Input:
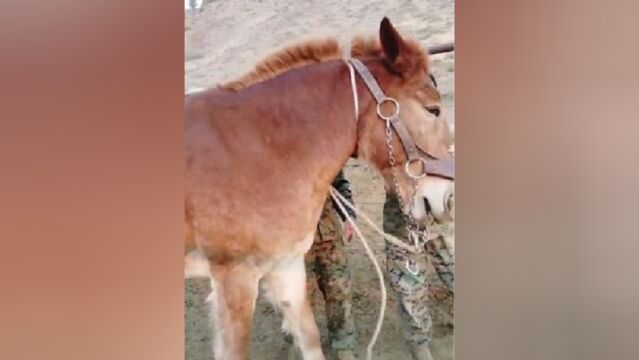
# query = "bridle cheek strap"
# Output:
<box><xmin>348</xmin><ymin>58</ymin><xmax>454</xmax><ymax>180</ymax></box>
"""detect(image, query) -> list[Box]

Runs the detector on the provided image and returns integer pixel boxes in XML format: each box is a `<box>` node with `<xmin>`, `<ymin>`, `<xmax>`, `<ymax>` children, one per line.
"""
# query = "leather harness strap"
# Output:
<box><xmin>348</xmin><ymin>58</ymin><xmax>387</xmax><ymax>103</ymax></box>
<box><xmin>349</xmin><ymin>59</ymin><xmax>422</xmax><ymax>162</ymax></box>
<box><xmin>422</xmin><ymin>151</ymin><xmax>455</xmax><ymax>180</ymax></box>
<box><xmin>348</xmin><ymin>58</ymin><xmax>454</xmax><ymax>180</ymax></box>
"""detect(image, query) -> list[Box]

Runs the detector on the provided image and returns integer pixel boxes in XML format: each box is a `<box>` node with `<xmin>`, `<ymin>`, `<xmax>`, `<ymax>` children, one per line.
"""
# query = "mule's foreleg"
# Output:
<box><xmin>263</xmin><ymin>255</ymin><xmax>326</xmax><ymax>360</ymax></box>
<box><xmin>208</xmin><ymin>264</ymin><xmax>260</xmax><ymax>360</ymax></box>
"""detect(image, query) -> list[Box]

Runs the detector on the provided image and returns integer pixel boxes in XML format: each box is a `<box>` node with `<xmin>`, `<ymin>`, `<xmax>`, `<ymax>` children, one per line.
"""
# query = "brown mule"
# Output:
<box><xmin>185</xmin><ymin>18</ymin><xmax>454</xmax><ymax>360</ymax></box>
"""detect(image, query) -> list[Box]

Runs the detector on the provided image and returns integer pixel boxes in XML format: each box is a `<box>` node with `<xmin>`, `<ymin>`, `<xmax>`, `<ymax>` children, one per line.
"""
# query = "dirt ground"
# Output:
<box><xmin>185</xmin><ymin>1</ymin><xmax>454</xmax><ymax>359</ymax></box>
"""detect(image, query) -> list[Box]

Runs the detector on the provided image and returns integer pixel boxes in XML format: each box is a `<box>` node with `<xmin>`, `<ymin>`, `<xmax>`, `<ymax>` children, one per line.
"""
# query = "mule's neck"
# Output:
<box><xmin>241</xmin><ymin>60</ymin><xmax>367</xmax><ymax>190</ymax></box>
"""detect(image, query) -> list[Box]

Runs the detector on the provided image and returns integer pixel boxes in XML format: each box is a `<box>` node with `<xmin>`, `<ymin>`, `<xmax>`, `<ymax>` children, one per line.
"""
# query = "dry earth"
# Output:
<box><xmin>185</xmin><ymin>1</ymin><xmax>454</xmax><ymax>359</ymax></box>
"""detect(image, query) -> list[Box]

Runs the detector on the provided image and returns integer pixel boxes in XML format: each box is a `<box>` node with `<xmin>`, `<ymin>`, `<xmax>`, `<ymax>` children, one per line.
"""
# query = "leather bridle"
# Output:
<box><xmin>348</xmin><ymin>58</ymin><xmax>454</xmax><ymax>181</ymax></box>
<box><xmin>346</xmin><ymin>57</ymin><xmax>455</xmax><ymax>275</ymax></box>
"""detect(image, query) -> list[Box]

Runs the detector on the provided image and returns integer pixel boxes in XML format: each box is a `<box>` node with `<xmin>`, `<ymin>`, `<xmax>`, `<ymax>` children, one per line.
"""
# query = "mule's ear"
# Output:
<box><xmin>379</xmin><ymin>17</ymin><xmax>415</xmax><ymax>74</ymax></box>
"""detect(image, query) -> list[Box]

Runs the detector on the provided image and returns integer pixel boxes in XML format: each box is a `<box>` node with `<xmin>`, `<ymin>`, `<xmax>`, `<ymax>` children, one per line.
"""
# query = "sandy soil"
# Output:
<box><xmin>185</xmin><ymin>1</ymin><xmax>454</xmax><ymax>359</ymax></box>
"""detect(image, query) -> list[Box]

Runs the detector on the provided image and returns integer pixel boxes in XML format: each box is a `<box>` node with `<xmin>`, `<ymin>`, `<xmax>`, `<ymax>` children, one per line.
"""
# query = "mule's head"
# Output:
<box><xmin>356</xmin><ymin>18</ymin><xmax>454</xmax><ymax>223</ymax></box>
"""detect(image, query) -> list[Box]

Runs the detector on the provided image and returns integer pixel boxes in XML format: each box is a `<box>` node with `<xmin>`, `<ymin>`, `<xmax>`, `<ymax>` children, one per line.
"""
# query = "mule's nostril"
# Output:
<box><xmin>423</xmin><ymin>197</ymin><xmax>432</xmax><ymax>213</ymax></box>
<box><xmin>445</xmin><ymin>192</ymin><xmax>454</xmax><ymax>214</ymax></box>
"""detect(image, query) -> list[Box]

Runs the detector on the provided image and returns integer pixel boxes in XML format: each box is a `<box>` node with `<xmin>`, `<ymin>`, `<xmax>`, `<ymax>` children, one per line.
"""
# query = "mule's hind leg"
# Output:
<box><xmin>263</xmin><ymin>256</ymin><xmax>325</xmax><ymax>360</ymax></box>
<box><xmin>208</xmin><ymin>264</ymin><xmax>260</xmax><ymax>360</ymax></box>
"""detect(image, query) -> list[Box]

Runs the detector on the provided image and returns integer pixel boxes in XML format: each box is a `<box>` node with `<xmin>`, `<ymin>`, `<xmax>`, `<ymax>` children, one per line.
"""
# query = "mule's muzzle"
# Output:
<box><xmin>421</xmin><ymin>181</ymin><xmax>454</xmax><ymax>223</ymax></box>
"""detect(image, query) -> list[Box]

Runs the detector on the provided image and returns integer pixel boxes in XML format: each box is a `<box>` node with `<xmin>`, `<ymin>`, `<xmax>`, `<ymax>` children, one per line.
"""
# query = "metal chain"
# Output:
<box><xmin>384</xmin><ymin>118</ymin><xmax>429</xmax><ymax>257</ymax></box>
<box><xmin>384</xmin><ymin>119</ymin><xmax>405</xmax><ymax>217</ymax></box>
<box><xmin>350</xmin><ymin>57</ymin><xmax>431</xmax><ymax>273</ymax></box>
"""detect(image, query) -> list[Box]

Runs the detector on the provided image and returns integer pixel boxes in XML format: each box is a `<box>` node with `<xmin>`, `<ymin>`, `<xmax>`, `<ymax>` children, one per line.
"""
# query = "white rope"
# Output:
<box><xmin>345</xmin><ymin>61</ymin><xmax>359</xmax><ymax>119</ymax></box>
<box><xmin>330</xmin><ymin>187</ymin><xmax>420</xmax><ymax>253</ymax></box>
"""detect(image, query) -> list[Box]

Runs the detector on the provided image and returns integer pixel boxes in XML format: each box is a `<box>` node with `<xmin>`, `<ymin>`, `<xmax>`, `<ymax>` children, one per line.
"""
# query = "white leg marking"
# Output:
<box><xmin>263</xmin><ymin>255</ymin><xmax>325</xmax><ymax>360</ymax></box>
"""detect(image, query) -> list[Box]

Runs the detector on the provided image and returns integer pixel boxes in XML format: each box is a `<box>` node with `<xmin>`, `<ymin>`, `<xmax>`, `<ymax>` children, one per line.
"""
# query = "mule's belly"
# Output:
<box><xmin>195</xmin><ymin>221</ymin><xmax>317</xmax><ymax>266</ymax></box>
<box><xmin>185</xmin><ymin>183</ymin><xmax>326</xmax><ymax>266</ymax></box>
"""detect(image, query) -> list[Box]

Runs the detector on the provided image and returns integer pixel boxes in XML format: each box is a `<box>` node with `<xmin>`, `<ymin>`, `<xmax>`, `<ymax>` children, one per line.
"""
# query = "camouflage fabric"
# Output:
<box><xmin>306</xmin><ymin>198</ymin><xmax>356</xmax><ymax>351</ymax></box>
<box><xmin>383</xmin><ymin>193</ymin><xmax>455</xmax><ymax>348</ymax></box>
<box><xmin>287</xmin><ymin>170</ymin><xmax>357</xmax><ymax>352</ymax></box>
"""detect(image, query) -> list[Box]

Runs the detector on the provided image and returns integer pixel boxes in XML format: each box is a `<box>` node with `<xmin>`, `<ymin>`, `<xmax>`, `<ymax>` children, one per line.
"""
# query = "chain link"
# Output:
<box><xmin>384</xmin><ymin>118</ymin><xmax>429</xmax><ymax>254</ymax></box>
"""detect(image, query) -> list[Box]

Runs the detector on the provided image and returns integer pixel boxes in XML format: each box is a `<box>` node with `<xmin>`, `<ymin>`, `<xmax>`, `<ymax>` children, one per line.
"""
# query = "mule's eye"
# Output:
<box><xmin>429</xmin><ymin>74</ymin><xmax>438</xmax><ymax>88</ymax></box>
<box><xmin>425</xmin><ymin>106</ymin><xmax>441</xmax><ymax>117</ymax></box>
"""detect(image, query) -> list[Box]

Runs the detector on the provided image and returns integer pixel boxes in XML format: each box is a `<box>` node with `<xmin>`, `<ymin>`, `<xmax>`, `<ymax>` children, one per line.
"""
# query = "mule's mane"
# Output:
<box><xmin>219</xmin><ymin>35</ymin><xmax>426</xmax><ymax>91</ymax></box>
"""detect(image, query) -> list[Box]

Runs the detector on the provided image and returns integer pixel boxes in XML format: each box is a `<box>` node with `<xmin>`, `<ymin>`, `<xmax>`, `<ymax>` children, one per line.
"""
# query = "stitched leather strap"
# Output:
<box><xmin>348</xmin><ymin>58</ymin><xmax>387</xmax><ymax>103</ymax></box>
<box><xmin>388</xmin><ymin>116</ymin><xmax>421</xmax><ymax>162</ymax></box>
<box><xmin>424</xmin><ymin>155</ymin><xmax>455</xmax><ymax>180</ymax></box>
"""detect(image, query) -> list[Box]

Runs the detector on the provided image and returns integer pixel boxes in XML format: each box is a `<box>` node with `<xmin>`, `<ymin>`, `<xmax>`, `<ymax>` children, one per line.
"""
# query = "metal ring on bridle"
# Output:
<box><xmin>404</xmin><ymin>157</ymin><xmax>428</xmax><ymax>179</ymax></box>
<box><xmin>376</xmin><ymin>97</ymin><xmax>400</xmax><ymax>120</ymax></box>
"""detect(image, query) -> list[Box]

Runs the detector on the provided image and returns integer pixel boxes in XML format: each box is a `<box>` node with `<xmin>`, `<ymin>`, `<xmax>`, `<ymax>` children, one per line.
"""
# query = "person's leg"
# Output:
<box><xmin>385</xmin><ymin>242</ymin><xmax>434</xmax><ymax>360</ymax></box>
<box><xmin>314</xmin><ymin>201</ymin><xmax>357</xmax><ymax>359</ymax></box>
<box><xmin>383</xmin><ymin>193</ymin><xmax>434</xmax><ymax>360</ymax></box>
<box><xmin>424</xmin><ymin>235</ymin><xmax>455</xmax><ymax>327</ymax></box>
<box><xmin>314</xmin><ymin>239</ymin><xmax>356</xmax><ymax>357</ymax></box>
<box><xmin>425</xmin><ymin>236</ymin><xmax>455</xmax><ymax>292</ymax></box>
